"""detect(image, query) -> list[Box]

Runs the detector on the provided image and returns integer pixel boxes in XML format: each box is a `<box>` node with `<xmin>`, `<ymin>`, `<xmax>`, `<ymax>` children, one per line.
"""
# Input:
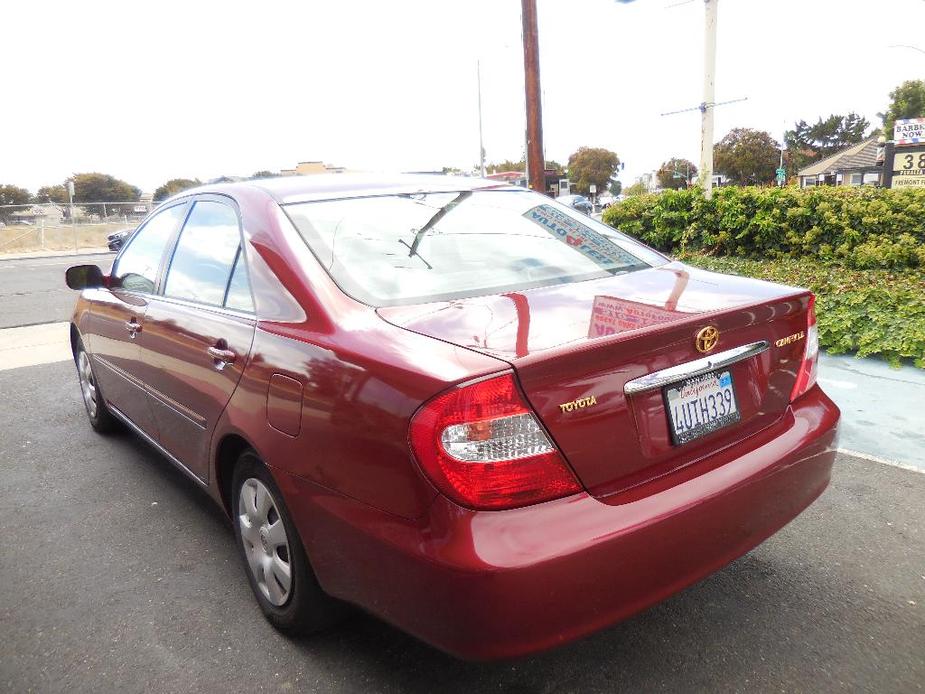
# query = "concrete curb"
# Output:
<box><xmin>0</xmin><ymin>248</ymin><xmax>113</xmax><ymax>261</ymax></box>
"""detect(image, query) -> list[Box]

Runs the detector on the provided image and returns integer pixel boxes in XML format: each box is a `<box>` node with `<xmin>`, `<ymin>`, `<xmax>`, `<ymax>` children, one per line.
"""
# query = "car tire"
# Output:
<box><xmin>232</xmin><ymin>450</ymin><xmax>345</xmax><ymax>635</ymax></box>
<box><xmin>75</xmin><ymin>340</ymin><xmax>119</xmax><ymax>434</ymax></box>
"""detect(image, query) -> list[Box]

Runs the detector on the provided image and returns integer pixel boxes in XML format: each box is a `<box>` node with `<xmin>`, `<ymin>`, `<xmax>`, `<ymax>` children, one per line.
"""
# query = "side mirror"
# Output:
<box><xmin>65</xmin><ymin>264</ymin><xmax>105</xmax><ymax>290</ymax></box>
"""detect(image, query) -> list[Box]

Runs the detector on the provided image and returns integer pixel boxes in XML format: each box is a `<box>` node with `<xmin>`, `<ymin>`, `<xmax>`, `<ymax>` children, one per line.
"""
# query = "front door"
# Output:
<box><xmin>136</xmin><ymin>198</ymin><xmax>256</xmax><ymax>481</ymax></box>
<box><xmin>86</xmin><ymin>201</ymin><xmax>190</xmax><ymax>436</ymax></box>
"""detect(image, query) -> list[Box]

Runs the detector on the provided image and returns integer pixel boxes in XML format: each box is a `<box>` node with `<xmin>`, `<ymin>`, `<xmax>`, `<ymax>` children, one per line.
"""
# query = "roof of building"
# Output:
<box><xmin>798</xmin><ymin>138</ymin><xmax>880</xmax><ymax>177</ymax></box>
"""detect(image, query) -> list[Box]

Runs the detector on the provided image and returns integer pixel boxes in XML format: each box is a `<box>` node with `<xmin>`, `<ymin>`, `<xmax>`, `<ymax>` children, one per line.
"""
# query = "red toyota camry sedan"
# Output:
<box><xmin>66</xmin><ymin>174</ymin><xmax>839</xmax><ymax>660</ymax></box>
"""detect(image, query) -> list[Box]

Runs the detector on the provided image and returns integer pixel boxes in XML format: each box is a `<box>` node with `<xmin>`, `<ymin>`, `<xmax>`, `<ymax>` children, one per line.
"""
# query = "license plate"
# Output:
<box><xmin>664</xmin><ymin>370</ymin><xmax>740</xmax><ymax>445</ymax></box>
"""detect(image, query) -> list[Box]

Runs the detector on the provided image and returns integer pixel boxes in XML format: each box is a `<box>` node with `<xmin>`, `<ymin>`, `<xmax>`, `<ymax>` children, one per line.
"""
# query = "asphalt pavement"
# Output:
<box><xmin>0</xmin><ymin>359</ymin><xmax>923</xmax><ymax>693</ymax></box>
<box><xmin>0</xmin><ymin>252</ymin><xmax>115</xmax><ymax>329</ymax></box>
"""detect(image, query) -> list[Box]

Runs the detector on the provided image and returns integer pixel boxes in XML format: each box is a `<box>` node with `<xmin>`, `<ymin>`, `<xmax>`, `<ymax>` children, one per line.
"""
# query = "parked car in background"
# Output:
<box><xmin>555</xmin><ymin>193</ymin><xmax>593</xmax><ymax>215</ymax></box>
<box><xmin>65</xmin><ymin>174</ymin><xmax>839</xmax><ymax>661</ymax></box>
<box><xmin>106</xmin><ymin>227</ymin><xmax>135</xmax><ymax>251</ymax></box>
<box><xmin>598</xmin><ymin>193</ymin><xmax>615</xmax><ymax>209</ymax></box>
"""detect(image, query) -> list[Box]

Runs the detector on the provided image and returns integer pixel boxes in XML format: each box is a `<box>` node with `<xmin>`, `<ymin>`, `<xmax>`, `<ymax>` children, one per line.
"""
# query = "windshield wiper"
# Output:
<box><xmin>406</xmin><ymin>191</ymin><xmax>472</xmax><ymax>259</ymax></box>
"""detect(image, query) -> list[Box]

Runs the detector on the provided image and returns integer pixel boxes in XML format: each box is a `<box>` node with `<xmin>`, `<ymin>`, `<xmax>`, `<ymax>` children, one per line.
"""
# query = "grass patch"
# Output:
<box><xmin>681</xmin><ymin>252</ymin><xmax>925</xmax><ymax>368</ymax></box>
<box><xmin>0</xmin><ymin>223</ymin><xmax>125</xmax><ymax>255</ymax></box>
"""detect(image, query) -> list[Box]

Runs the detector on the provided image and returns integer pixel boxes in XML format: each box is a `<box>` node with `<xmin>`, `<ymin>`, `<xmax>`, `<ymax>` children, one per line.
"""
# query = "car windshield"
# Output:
<box><xmin>284</xmin><ymin>189</ymin><xmax>666</xmax><ymax>306</ymax></box>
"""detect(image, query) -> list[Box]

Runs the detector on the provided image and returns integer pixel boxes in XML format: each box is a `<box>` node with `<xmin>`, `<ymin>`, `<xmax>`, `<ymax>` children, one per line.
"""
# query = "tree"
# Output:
<box><xmin>656</xmin><ymin>158</ymin><xmax>698</xmax><ymax>189</ymax></box>
<box><xmin>250</xmin><ymin>170</ymin><xmax>281</xmax><ymax>179</ymax></box>
<box><xmin>153</xmin><ymin>178</ymin><xmax>201</xmax><ymax>201</ymax></box>
<box><xmin>486</xmin><ymin>159</ymin><xmax>525</xmax><ymax>174</ymax></box>
<box><xmin>545</xmin><ymin>160</ymin><xmax>565</xmax><ymax>175</ymax></box>
<box><xmin>0</xmin><ymin>184</ymin><xmax>32</xmax><ymax>207</ymax></box>
<box><xmin>713</xmin><ymin>128</ymin><xmax>780</xmax><ymax>185</ymax></box>
<box><xmin>880</xmin><ymin>80</ymin><xmax>925</xmax><ymax>139</ymax></box>
<box><xmin>75</xmin><ymin>173</ymin><xmax>140</xmax><ymax>201</ymax></box>
<box><xmin>784</xmin><ymin>113</ymin><xmax>870</xmax><ymax>172</ymax></box>
<box><xmin>0</xmin><ymin>184</ymin><xmax>32</xmax><ymax>222</ymax></box>
<box><xmin>609</xmin><ymin>179</ymin><xmax>622</xmax><ymax>196</ymax></box>
<box><xmin>36</xmin><ymin>184</ymin><xmax>68</xmax><ymax>204</ymax></box>
<box><xmin>484</xmin><ymin>159</ymin><xmax>563</xmax><ymax>175</ymax></box>
<box><xmin>623</xmin><ymin>181</ymin><xmax>648</xmax><ymax>197</ymax></box>
<box><xmin>41</xmin><ymin>173</ymin><xmax>141</xmax><ymax>202</ymax></box>
<box><xmin>566</xmin><ymin>147</ymin><xmax>620</xmax><ymax>196</ymax></box>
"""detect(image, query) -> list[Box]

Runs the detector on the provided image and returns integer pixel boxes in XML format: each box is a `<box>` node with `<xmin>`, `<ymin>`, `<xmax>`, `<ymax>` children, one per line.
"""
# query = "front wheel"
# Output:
<box><xmin>232</xmin><ymin>451</ymin><xmax>345</xmax><ymax>635</ymax></box>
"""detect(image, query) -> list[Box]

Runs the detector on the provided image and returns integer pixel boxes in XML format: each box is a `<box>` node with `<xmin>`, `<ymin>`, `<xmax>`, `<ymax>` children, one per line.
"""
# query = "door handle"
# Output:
<box><xmin>124</xmin><ymin>319</ymin><xmax>142</xmax><ymax>338</ymax></box>
<box><xmin>207</xmin><ymin>345</ymin><xmax>237</xmax><ymax>368</ymax></box>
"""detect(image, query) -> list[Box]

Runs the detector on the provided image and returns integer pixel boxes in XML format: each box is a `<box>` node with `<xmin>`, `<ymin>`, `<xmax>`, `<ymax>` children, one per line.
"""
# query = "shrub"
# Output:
<box><xmin>603</xmin><ymin>185</ymin><xmax>925</xmax><ymax>270</ymax></box>
<box><xmin>683</xmin><ymin>253</ymin><xmax>925</xmax><ymax>368</ymax></box>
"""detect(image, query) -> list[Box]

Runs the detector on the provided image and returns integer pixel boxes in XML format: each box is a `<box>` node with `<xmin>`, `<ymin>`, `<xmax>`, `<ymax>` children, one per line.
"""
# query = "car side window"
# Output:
<box><xmin>112</xmin><ymin>203</ymin><xmax>188</xmax><ymax>293</ymax></box>
<box><xmin>163</xmin><ymin>201</ymin><xmax>241</xmax><ymax>306</ymax></box>
<box><xmin>223</xmin><ymin>248</ymin><xmax>255</xmax><ymax>313</ymax></box>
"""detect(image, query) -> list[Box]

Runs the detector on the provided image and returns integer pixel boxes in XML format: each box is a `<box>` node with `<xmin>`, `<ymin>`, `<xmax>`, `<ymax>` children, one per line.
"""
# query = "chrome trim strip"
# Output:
<box><xmin>623</xmin><ymin>340</ymin><xmax>770</xmax><ymax>396</ymax></box>
<box><xmin>151</xmin><ymin>293</ymin><xmax>256</xmax><ymax>320</ymax></box>
<box><xmin>95</xmin><ymin>355</ymin><xmax>206</xmax><ymax>429</ymax></box>
<box><xmin>145</xmin><ymin>385</ymin><xmax>207</xmax><ymax>429</ymax></box>
<box><xmin>108</xmin><ymin>404</ymin><xmax>209</xmax><ymax>489</ymax></box>
<box><xmin>93</xmin><ymin>354</ymin><xmax>147</xmax><ymax>390</ymax></box>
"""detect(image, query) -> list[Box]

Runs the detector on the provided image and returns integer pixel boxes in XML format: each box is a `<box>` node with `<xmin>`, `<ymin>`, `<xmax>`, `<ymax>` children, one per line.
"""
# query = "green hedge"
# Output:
<box><xmin>683</xmin><ymin>254</ymin><xmax>925</xmax><ymax>367</ymax></box>
<box><xmin>602</xmin><ymin>186</ymin><xmax>925</xmax><ymax>270</ymax></box>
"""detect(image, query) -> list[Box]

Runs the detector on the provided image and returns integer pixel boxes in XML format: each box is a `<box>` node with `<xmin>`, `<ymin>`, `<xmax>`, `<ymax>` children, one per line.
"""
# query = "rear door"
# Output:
<box><xmin>85</xmin><ymin>201</ymin><xmax>190</xmax><ymax>436</ymax></box>
<box><xmin>136</xmin><ymin>196</ymin><xmax>256</xmax><ymax>482</ymax></box>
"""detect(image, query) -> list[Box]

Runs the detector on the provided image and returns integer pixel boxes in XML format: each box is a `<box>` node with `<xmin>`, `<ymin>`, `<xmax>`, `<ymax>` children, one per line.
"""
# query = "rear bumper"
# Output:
<box><xmin>278</xmin><ymin>386</ymin><xmax>840</xmax><ymax>661</ymax></box>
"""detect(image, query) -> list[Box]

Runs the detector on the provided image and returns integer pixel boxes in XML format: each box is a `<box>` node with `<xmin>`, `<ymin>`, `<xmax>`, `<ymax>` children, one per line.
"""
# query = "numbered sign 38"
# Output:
<box><xmin>892</xmin><ymin>149</ymin><xmax>925</xmax><ymax>189</ymax></box>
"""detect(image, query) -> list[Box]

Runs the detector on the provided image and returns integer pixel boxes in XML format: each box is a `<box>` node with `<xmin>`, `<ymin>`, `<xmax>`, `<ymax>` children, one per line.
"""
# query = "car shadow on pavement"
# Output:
<box><xmin>105</xmin><ymin>427</ymin><xmax>233</xmax><ymax>532</ymax></box>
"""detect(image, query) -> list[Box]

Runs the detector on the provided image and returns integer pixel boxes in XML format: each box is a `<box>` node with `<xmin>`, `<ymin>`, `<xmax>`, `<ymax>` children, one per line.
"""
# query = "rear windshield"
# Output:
<box><xmin>284</xmin><ymin>189</ymin><xmax>666</xmax><ymax>306</ymax></box>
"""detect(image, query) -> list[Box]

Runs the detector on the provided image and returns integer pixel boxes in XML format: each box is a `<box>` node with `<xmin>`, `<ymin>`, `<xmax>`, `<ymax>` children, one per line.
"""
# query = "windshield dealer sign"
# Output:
<box><xmin>524</xmin><ymin>204</ymin><xmax>638</xmax><ymax>270</ymax></box>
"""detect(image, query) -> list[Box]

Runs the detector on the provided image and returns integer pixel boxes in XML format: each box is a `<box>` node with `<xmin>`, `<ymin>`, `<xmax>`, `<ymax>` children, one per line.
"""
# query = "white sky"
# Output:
<box><xmin>2</xmin><ymin>0</ymin><xmax>923</xmax><ymax>194</ymax></box>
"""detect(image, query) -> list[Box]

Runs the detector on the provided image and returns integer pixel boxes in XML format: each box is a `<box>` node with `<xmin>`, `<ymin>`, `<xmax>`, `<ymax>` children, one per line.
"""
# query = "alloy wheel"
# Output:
<box><xmin>77</xmin><ymin>351</ymin><xmax>98</xmax><ymax>419</ymax></box>
<box><xmin>238</xmin><ymin>478</ymin><xmax>293</xmax><ymax>606</ymax></box>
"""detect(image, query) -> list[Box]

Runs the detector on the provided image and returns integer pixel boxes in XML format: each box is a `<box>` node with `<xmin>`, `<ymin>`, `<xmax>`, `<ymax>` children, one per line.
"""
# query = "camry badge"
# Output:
<box><xmin>559</xmin><ymin>395</ymin><xmax>598</xmax><ymax>413</ymax></box>
<box><xmin>775</xmin><ymin>331</ymin><xmax>805</xmax><ymax>347</ymax></box>
<box><xmin>695</xmin><ymin>326</ymin><xmax>719</xmax><ymax>353</ymax></box>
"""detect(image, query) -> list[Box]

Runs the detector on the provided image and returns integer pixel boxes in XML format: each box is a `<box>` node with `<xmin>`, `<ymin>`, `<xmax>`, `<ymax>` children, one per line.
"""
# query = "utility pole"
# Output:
<box><xmin>477</xmin><ymin>60</ymin><xmax>486</xmax><ymax>177</ymax></box>
<box><xmin>698</xmin><ymin>0</ymin><xmax>718</xmax><ymax>199</ymax></box>
<box><xmin>522</xmin><ymin>0</ymin><xmax>545</xmax><ymax>193</ymax></box>
<box><xmin>66</xmin><ymin>179</ymin><xmax>76</xmax><ymax>253</ymax></box>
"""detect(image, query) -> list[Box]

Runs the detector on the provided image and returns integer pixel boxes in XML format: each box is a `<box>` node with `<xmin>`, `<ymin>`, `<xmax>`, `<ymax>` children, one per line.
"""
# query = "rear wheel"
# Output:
<box><xmin>75</xmin><ymin>342</ymin><xmax>118</xmax><ymax>433</ymax></box>
<box><xmin>232</xmin><ymin>451</ymin><xmax>345</xmax><ymax>635</ymax></box>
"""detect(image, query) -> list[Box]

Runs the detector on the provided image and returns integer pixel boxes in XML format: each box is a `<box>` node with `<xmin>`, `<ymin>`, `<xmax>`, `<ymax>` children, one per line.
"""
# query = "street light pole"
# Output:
<box><xmin>698</xmin><ymin>0</ymin><xmax>718</xmax><ymax>200</ymax></box>
<box><xmin>477</xmin><ymin>60</ymin><xmax>486</xmax><ymax>177</ymax></box>
<box><xmin>779</xmin><ymin>126</ymin><xmax>786</xmax><ymax>187</ymax></box>
<box><xmin>522</xmin><ymin>0</ymin><xmax>545</xmax><ymax>193</ymax></box>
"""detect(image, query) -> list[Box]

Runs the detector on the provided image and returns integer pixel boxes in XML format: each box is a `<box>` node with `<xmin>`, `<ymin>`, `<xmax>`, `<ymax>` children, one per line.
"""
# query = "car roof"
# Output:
<box><xmin>191</xmin><ymin>173</ymin><xmax>515</xmax><ymax>205</ymax></box>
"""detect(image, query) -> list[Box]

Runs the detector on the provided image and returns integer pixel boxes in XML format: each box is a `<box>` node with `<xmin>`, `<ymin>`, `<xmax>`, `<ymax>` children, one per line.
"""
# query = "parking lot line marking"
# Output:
<box><xmin>0</xmin><ymin>322</ymin><xmax>71</xmax><ymax>371</ymax></box>
<box><xmin>837</xmin><ymin>448</ymin><xmax>924</xmax><ymax>475</ymax></box>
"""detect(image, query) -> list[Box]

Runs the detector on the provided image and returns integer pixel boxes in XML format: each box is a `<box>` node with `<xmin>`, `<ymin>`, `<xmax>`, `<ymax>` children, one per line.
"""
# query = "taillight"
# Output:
<box><xmin>409</xmin><ymin>373</ymin><xmax>581</xmax><ymax>510</ymax></box>
<box><xmin>790</xmin><ymin>294</ymin><xmax>819</xmax><ymax>402</ymax></box>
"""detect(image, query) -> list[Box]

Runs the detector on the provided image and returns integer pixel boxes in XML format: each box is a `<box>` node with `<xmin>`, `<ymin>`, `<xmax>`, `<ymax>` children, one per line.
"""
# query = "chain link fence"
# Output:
<box><xmin>0</xmin><ymin>201</ymin><xmax>160</xmax><ymax>255</ymax></box>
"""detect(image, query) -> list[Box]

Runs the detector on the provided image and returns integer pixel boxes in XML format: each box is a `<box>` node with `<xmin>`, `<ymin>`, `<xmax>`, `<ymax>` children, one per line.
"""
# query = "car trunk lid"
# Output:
<box><xmin>379</xmin><ymin>262</ymin><xmax>812</xmax><ymax>499</ymax></box>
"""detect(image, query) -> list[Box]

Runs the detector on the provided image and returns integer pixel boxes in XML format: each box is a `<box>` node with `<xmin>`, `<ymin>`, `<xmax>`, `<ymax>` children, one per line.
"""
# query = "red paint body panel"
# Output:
<box><xmin>69</xmin><ymin>175</ymin><xmax>841</xmax><ymax>661</ymax></box>
<box><xmin>267</xmin><ymin>373</ymin><xmax>303</xmax><ymax>437</ymax></box>
<box><xmin>277</xmin><ymin>386</ymin><xmax>839</xmax><ymax>660</ymax></box>
<box><xmin>139</xmin><ymin>297</ymin><xmax>255</xmax><ymax>480</ymax></box>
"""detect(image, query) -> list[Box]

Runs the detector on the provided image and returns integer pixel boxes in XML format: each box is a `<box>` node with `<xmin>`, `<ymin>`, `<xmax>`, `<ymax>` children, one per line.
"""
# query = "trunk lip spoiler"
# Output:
<box><xmin>623</xmin><ymin>340</ymin><xmax>770</xmax><ymax>396</ymax></box>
